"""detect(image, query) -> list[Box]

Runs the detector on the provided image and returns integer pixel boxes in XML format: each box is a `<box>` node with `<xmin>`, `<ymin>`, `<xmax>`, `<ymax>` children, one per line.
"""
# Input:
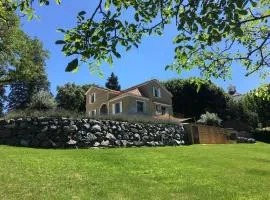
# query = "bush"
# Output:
<box><xmin>197</xmin><ymin>112</ymin><xmax>222</xmax><ymax>126</ymax></box>
<box><xmin>253</xmin><ymin>128</ymin><xmax>270</xmax><ymax>143</ymax></box>
<box><xmin>29</xmin><ymin>90</ymin><xmax>57</xmax><ymax>110</ymax></box>
<box><xmin>4</xmin><ymin>108</ymin><xmax>86</xmax><ymax>119</ymax></box>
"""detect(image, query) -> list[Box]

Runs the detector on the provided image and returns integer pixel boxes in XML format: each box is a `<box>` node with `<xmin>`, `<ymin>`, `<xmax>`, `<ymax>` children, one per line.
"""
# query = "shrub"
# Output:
<box><xmin>252</xmin><ymin>128</ymin><xmax>270</xmax><ymax>143</ymax></box>
<box><xmin>29</xmin><ymin>90</ymin><xmax>57</xmax><ymax>110</ymax></box>
<box><xmin>4</xmin><ymin>108</ymin><xmax>86</xmax><ymax>119</ymax></box>
<box><xmin>197</xmin><ymin>112</ymin><xmax>222</xmax><ymax>126</ymax></box>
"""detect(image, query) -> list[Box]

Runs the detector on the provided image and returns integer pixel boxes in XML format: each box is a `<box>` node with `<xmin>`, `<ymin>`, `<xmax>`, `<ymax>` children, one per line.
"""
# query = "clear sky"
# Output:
<box><xmin>20</xmin><ymin>0</ymin><xmax>267</xmax><ymax>95</ymax></box>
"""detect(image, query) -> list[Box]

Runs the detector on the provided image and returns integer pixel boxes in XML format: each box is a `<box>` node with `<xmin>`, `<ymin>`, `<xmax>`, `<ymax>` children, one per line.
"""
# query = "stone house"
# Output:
<box><xmin>85</xmin><ymin>79</ymin><xmax>173</xmax><ymax>117</ymax></box>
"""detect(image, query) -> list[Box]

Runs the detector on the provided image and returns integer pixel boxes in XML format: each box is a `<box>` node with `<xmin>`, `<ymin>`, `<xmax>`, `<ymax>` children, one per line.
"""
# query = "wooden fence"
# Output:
<box><xmin>184</xmin><ymin>124</ymin><xmax>229</xmax><ymax>144</ymax></box>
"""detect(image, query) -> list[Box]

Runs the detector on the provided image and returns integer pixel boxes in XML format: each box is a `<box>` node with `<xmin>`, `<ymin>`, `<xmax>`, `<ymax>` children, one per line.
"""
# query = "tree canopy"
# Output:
<box><xmin>56</xmin><ymin>83</ymin><xmax>98</xmax><ymax>112</ymax></box>
<box><xmin>0</xmin><ymin>12</ymin><xmax>49</xmax><ymax>85</ymax></box>
<box><xmin>105</xmin><ymin>72</ymin><xmax>121</xmax><ymax>91</ymax></box>
<box><xmin>164</xmin><ymin>78</ymin><xmax>228</xmax><ymax>119</ymax></box>
<box><xmin>1</xmin><ymin>0</ymin><xmax>269</xmax><ymax>80</ymax></box>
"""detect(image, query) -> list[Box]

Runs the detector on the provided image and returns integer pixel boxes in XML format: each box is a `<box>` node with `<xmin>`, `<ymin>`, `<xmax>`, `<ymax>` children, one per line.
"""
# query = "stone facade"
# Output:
<box><xmin>0</xmin><ymin>117</ymin><xmax>186</xmax><ymax>148</ymax></box>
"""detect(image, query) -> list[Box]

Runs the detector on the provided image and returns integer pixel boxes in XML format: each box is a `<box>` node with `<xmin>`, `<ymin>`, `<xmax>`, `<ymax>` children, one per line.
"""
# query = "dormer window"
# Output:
<box><xmin>89</xmin><ymin>93</ymin><xmax>96</xmax><ymax>103</ymax></box>
<box><xmin>153</xmin><ymin>87</ymin><xmax>161</xmax><ymax>97</ymax></box>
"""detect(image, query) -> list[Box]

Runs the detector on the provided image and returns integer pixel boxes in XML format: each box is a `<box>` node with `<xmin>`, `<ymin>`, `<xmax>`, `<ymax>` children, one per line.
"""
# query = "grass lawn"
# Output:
<box><xmin>0</xmin><ymin>144</ymin><xmax>270</xmax><ymax>200</ymax></box>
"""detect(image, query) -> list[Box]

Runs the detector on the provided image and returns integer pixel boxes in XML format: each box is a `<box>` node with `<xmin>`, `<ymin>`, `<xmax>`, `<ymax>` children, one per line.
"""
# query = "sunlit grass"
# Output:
<box><xmin>0</xmin><ymin>143</ymin><xmax>270</xmax><ymax>200</ymax></box>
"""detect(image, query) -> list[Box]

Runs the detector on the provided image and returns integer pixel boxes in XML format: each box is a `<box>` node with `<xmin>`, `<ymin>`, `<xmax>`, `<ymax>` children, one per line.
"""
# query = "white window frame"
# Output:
<box><xmin>89</xmin><ymin>93</ymin><xmax>96</xmax><ymax>104</ymax></box>
<box><xmin>112</xmin><ymin>101</ymin><xmax>122</xmax><ymax>115</ymax></box>
<box><xmin>153</xmin><ymin>87</ymin><xmax>161</xmax><ymax>98</ymax></box>
<box><xmin>136</xmin><ymin>100</ymin><xmax>145</xmax><ymax>113</ymax></box>
<box><xmin>90</xmin><ymin>109</ymin><xmax>96</xmax><ymax>117</ymax></box>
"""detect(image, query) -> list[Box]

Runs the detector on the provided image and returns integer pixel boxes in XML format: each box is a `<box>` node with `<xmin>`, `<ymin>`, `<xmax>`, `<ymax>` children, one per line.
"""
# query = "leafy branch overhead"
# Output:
<box><xmin>1</xmin><ymin>0</ymin><xmax>270</xmax><ymax>79</ymax></box>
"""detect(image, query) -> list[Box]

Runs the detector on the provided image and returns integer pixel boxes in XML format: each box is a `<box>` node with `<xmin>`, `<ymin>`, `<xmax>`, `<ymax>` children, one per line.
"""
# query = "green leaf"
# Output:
<box><xmin>65</xmin><ymin>58</ymin><xmax>79</xmax><ymax>72</ymax></box>
<box><xmin>78</xmin><ymin>11</ymin><xmax>86</xmax><ymax>16</ymax></box>
<box><xmin>55</xmin><ymin>40</ymin><xmax>66</xmax><ymax>45</ymax></box>
<box><xmin>112</xmin><ymin>50</ymin><xmax>121</xmax><ymax>58</ymax></box>
<box><xmin>107</xmin><ymin>55</ymin><xmax>113</xmax><ymax>66</ymax></box>
<box><xmin>105</xmin><ymin>0</ymin><xmax>111</xmax><ymax>11</ymax></box>
<box><xmin>56</xmin><ymin>28</ymin><xmax>66</xmax><ymax>33</ymax></box>
<box><xmin>181</xmin><ymin>52</ymin><xmax>188</xmax><ymax>64</ymax></box>
<box><xmin>55</xmin><ymin>0</ymin><xmax>61</xmax><ymax>5</ymax></box>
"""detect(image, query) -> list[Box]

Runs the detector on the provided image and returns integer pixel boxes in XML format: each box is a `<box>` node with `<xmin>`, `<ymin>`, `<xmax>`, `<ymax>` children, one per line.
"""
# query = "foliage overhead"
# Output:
<box><xmin>105</xmin><ymin>72</ymin><xmax>121</xmax><ymax>91</ymax></box>
<box><xmin>2</xmin><ymin>0</ymin><xmax>269</xmax><ymax>79</ymax></box>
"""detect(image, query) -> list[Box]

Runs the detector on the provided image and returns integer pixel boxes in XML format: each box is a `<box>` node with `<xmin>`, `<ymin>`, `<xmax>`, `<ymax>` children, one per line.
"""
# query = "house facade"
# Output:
<box><xmin>85</xmin><ymin>79</ymin><xmax>173</xmax><ymax>117</ymax></box>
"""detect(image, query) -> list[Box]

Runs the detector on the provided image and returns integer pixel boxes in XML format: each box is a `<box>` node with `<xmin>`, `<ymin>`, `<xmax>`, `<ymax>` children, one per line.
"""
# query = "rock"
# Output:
<box><xmin>130</xmin><ymin>128</ymin><xmax>139</xmax><ymax>133</ymax></box>
<box><xmin>66</xmin><ymin>139</ymin><xmax>77</xmax><ymax>145</ymax></box>
<box><xmin>115</xmin><ymin>140</ymin><xmax>121</xmax><ymax>147</ymax></box>
<box><xmin>147</xmin><ymin>141</ymin><xmax>155</xmax><ymax>146</ymax></box>
<box><xmin>142</xmin><ymin>135</ymin><xmax>149</xmax><ymax>143</ymax></box>
<box><xmin>93</xmin><ymin>142</ymin><xmax>100</xmax><ymax>147</ymax></box>
<box><xmin>175</xmin><ymin>134</ymin><xmax>181</xmax><ymax>140</ymax></box>
<box><xmin>106</xmin><ymin>133</ymin><xmax>116</xmax><ymax>140</ymax></box>
<box><xmin>92</xmin><ymin>124</ymin><xmax>102</xmax><ymax>132</ymax></box>
<box><xmin>49</xmin><ymin>125</ymin><xmax>57</xmax><ymax>131</ymax></box>
<box><xmin>36</xmin><ymin>132</ymin><xmax>46</xmax><ymax>141</ymax></box>
<box><xmin>134</xmin><ymin>133</ymin><xmax>141</xmax><ymax>141</ymax></box>
<box><xmin>41</xmin><ymin>126</ymin><xmax>48</xmax><ymax>133</ymax></box>
<box><xmin>83</xmin><ymin>123</ymin><xmax>91</xmax><ymax>129</ymax></box>
<box><xmin>94</xmin><ymin>132</ymin><xmax>103</xmax><ymax>137</ymax></box>
<box><xmin>101</xmin><ymin>140</ymin><xmax>110</xmax><ymax>147</ymax></box>
<box><xmin>173</xmin><ymin>139</ymin><xmax>182</xmax><ymax>145</ymax></box>
<box><xmin>121</xmin><ymin>140</ymin><xmax>128</xmax><ymax>147</ymax></box>
<box><xmin>85</xmin><ymin>133</ymin><xmax>97</xmax><ymax>143</ymax></box>
<box><xmin>122</xmin><ymin>133</ymin><xmax>129</xmax><ymax>140</ymax></box>
<box><xmin>133</xmin><ymin>141</ymin><xmax>142</xmax><ymax>147</ymax></box>
<box><xmin>20</xmin><ymin>139</ymin><xmax>30</xmax><ymax>147</ymax></box>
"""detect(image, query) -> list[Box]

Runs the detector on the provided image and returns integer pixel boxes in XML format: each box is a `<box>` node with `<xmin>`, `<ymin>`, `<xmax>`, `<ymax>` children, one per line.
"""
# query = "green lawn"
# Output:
<box><xmin>0</xmin><ymin>144</ymin><xmax>270</xmax><ymax>200</ymax></box>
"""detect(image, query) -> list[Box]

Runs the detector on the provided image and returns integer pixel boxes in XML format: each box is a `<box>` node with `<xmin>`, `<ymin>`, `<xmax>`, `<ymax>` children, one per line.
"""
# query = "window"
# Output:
<box><xmin>89</xmin><ymin>110</ymin><xmax>96</xmax><ymax>117</ymax></box>
<box><xmin>89</xmin><ymin>93</ymin><xmax>96</xmax><ymax>103</ymax></box>
<box><xmin>136</xmin><ymin>101</ymin><xmax>144</xmax><ymax>113</ymax></box>
<box><xmin>112</xmin><ymin>101</ymin><xmax>122</xmax><ymax>114</ymax></box>
<box><xmin>153</xmin><ymin>87</ymin><xmax>161</xmax><ymax>97</ymax></box>
<box><xmin>156</xmin><ymin>104</ymin><xmax>166</xmax><ymax>115</ymax></box>
<box><xmin>161</xmin><ymin>106</ymin><xmax>166</xmax><ymax>115</ymax></box>
<box><xmin>156</xmin><ymin>104</ymin><xmax>161</xmax><ymax>112</ymax></box>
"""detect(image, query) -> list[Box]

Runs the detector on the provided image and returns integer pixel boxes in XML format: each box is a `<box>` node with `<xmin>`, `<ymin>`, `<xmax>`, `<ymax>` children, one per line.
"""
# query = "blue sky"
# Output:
<box><xmin>20</xmin><ymin>0</ymin><xmax>266</xmax><ymax>95</ymax></box>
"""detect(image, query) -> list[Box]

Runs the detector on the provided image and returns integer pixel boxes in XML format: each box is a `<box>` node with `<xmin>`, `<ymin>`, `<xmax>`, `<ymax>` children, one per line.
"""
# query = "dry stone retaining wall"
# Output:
<box><xmin>0</xmin><ymin>117</ymin><xmax>187</xmax><ymax>148</ymax></box>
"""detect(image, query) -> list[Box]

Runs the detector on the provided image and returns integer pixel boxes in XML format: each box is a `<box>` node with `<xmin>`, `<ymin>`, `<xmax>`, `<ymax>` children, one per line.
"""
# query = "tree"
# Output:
<box><xmin>164</xmin><ymin>78</ymin><xmax>228</xmax><ymax>119</ymax></box>
<box><xmin>242</xmin><ymin>84</ymin><xmax>270</xmax><ymax>125</ymax></box>
<box><xmin>56</xmin><ymin>83</ymin><xmax>85</xmax><ymax>112</ymax></box>
<box><xmin>228</xmin><ymin>84</ymin><xmax>237</xmax><ymax>95</ymax></box>
<box><xmin>29</xmin><ymin>90</ymin><xmax>56</xmax><ymax>110</ymax></box>
<box><xmin>105</xmin><ymin>72</ymin><xmax>121</xmax><ymax>91</ymax></box>
<box><xmin>3</xmin><ymin>0</ymin><xmax>269</xmax><ymax>80</ymax></box>
<box><xmin>7</xmin><ymin>38</ymin><xmax>50</xmax><ymax>111</ymax></box>
<box><xmin>56</xmin><ymin>83</ymin><xmax>98</xmax><ymax>112</ymax></box>
<box><xmin>0</xmin><ymin>85</ymin><xmax>6</xmax><ymax>116</ymax></box>
<box><xmin>0</xmin><ymin>12</ymin><xmax>49</xmax><ymax>85</ymax></box>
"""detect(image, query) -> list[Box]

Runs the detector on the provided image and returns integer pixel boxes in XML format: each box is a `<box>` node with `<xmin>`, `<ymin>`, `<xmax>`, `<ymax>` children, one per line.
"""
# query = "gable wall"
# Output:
<box><xmin>86</xmin><ymin>88</ymin><xmax>109</xmax><ymax>115</ymax></box>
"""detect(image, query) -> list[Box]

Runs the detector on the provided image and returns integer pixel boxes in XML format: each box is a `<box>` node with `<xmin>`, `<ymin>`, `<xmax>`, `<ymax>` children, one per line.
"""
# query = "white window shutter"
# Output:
<box><xmin>158</xmin><ymin>88</ymin><xmax>161</xmax><ymax>97</ymax></box>
<box><xmin>94</xmin><ymin>93</ymin><xmax>96</xmax><ymax>102</ymax></box>
<box><xmin>120</xmin><ymin>101</ymin><xmax>122</xmax><ymax>113</ymax></box>
<box><xmin>112</xmin><ymin>104</ymin><xmax>115</xmax><ymax>114</ymax></box>
<box><xmin>152</xmin><ymin>87</ymin><xmax>155</xmax><ymax>96</ymax></box>
<box><xmin>89</xmin><ymin>94</ymin><xmax>91</xmax><ymax>104</ymax></box>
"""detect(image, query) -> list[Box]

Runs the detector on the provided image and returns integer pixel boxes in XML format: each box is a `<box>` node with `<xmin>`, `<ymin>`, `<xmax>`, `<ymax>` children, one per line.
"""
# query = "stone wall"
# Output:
<box><xmin>0</xmin><ymin>117</ymin><xmax>187</xmax><ymax>148</ymax></box>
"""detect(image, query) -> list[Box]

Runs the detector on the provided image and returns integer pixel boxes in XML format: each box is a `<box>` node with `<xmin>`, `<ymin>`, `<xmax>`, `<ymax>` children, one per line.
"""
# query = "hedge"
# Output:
<box><xmin>252</xmin><ymin>128</ymin><xmax>270</xmax><ymax>143</ymax></box>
